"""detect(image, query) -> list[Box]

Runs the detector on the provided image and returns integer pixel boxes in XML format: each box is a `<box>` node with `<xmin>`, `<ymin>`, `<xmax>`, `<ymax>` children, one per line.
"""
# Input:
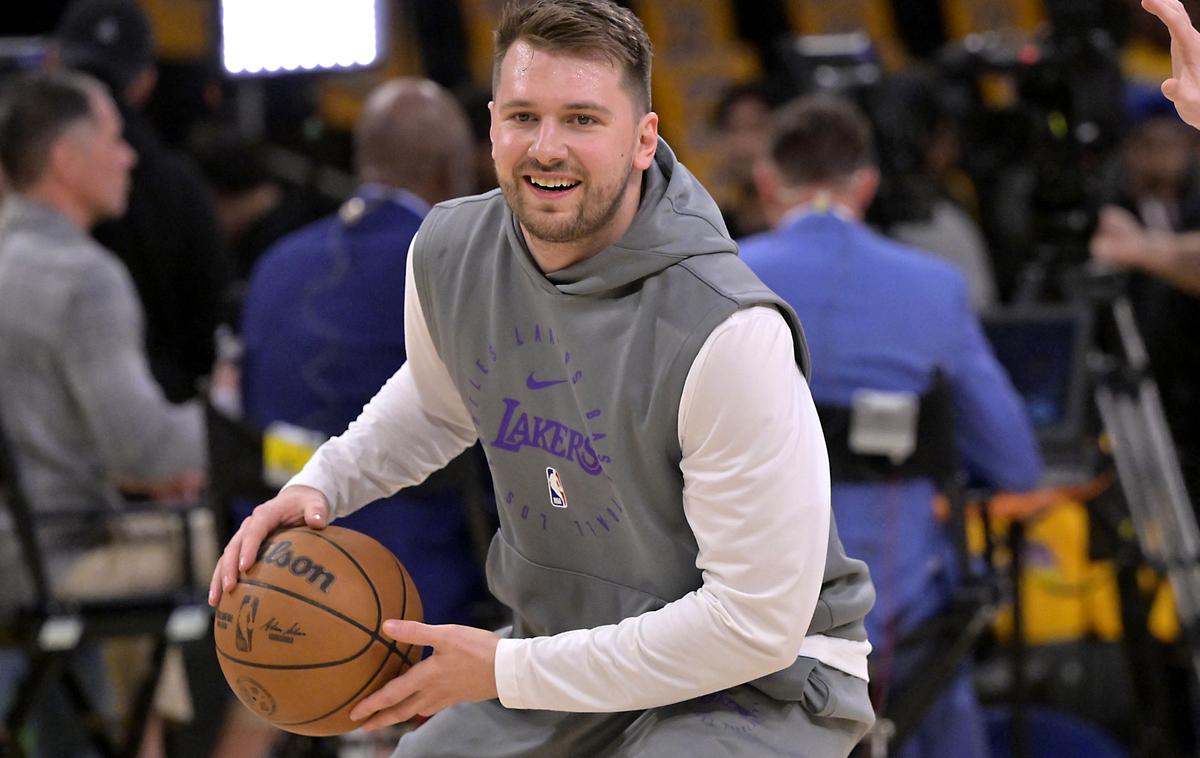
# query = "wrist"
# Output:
<box><xmin>1145</xmin><ymin>230</ymin><xmax>1181</xmax><ymax>275</ymax></box>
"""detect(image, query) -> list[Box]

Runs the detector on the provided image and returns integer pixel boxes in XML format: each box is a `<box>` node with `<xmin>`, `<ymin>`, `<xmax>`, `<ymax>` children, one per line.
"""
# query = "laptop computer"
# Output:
<box><xmin>981</xmin><ymin>304</ymin><xmax>1095</xmax><ymax>485</ymax></box>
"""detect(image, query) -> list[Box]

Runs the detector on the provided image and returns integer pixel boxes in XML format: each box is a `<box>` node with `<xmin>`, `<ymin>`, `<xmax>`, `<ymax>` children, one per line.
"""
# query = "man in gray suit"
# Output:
<box><xmin>0</xmin><ymin>71</ymin><xmax>206</xmax><ymax>756</ymax></box>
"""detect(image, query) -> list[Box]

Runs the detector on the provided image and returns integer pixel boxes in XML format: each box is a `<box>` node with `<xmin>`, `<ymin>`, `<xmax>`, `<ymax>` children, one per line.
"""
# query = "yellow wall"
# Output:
<box><xmin>785</xmin><ymin>0</ymin><xmax>907</xmax><ymax>72</ymax></box>
<box><xmin>632</xmin><ymin>0</ymin><xmax>759</xmax><ymax>195</ymax></box>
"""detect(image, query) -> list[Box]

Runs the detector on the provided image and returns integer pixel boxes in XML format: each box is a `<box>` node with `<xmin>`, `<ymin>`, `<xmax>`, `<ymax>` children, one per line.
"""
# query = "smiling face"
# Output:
<box><xmin>490</xmin><ymin>39</ymin><xmax>658</xmax><ymax>267</ymax></box>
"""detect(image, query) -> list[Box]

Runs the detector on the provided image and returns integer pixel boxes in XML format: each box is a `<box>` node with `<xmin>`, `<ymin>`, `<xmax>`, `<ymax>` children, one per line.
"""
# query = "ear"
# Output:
<box><xmin>45</xmin><ymin>133</ymin><xmax>83</xmax><ymax>186</ymax></box>
<box><xmin>632</xmin><ymin>111</ymin><xmax>659</xmax><ymax>171</ymax></box>
<box><xmin>853</xmin><ymin>166</ymin><xmax>880</xmax><ymax>211</ymax></box>
<box><xmin>125</xmin><ymin>67</ymin><xmax>158</xmax><ymax>108</ymax></box>
<box><xmin>752</xmin><ymin>159</ymin><xmax>781</xmax><ymax>210</ymax></box>
<box><xmin>488</xmin><ymin>100</ymin><xmax>497</xmax><ymax>160</ymax></box>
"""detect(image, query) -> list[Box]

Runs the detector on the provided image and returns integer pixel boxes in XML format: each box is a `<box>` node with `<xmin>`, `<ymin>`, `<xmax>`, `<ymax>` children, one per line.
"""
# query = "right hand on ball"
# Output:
<box><xmin>208</xmin><ymin>484</ymin><xmax>332</xmax><ymax>607</ymax></box>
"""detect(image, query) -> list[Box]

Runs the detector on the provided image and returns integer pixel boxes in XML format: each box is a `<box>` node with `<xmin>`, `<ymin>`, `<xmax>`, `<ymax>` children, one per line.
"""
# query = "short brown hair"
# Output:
<box><xmin>766</xmin><ymin>94</ymin><xmax>874</xmax><ymax>186</ymax></box>
<box><xmin>0</xmin><ymin>71</ymin><xmax>105</xmax><ymax>190</ymax></box>
<box><xmin>493</xmin><ymin>0</ymin><xmax>653</xmax><ymax>113</ymax></box>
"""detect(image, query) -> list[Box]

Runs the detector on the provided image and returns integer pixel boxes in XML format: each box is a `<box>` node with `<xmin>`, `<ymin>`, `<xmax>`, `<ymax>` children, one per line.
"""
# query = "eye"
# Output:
<box><xmin>512</xmin><ymin>112</ymin><xmax>534</xmax><ymax>123</ymax></box>
<box><xmin>574</xmin><ymin>115</ymin><xmax>596</xmax><ymax>126</ymax></box>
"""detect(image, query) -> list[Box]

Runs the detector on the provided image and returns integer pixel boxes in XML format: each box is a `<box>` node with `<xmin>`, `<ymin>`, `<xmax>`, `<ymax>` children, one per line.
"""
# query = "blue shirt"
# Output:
<box><xmin>241</xmin><ymin>187</ymin><xmax>485</xmax><ymax>625</ymax></box>
<box><xmin>740</xmin><ymin>211</ymin><xmax>1042</xmax><ymax>645</ymax></box>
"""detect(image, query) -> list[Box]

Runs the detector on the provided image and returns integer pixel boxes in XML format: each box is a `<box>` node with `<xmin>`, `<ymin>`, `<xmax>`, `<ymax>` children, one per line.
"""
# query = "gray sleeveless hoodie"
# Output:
<box><xmin>412</xmin><ymin>139</ymin><xmax>873</xmax><ymax>704</ymax></box>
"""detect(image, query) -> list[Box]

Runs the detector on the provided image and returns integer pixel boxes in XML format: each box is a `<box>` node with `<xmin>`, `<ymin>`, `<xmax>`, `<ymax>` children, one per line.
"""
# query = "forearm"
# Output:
<box><xmin>1147</xmin><ymin>230</ymin><xmax>1200</xmax><ymax>296</ymax></box>
<box><xmin>495</xmin><ymin>586</ymin><xmax>805</xmax><ymax>711</ymax></box>
<box><xmin>287</xmin><ymin>364</ymin><xmax>476</xmax><ymax>517</ymax></box>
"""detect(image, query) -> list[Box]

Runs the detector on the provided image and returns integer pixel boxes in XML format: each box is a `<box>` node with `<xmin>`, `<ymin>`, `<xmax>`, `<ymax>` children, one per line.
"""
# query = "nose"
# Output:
<box><xmin>528</xmin><ymin>120</ymin><xmax>567</xmax><ymax>166</ymax></box>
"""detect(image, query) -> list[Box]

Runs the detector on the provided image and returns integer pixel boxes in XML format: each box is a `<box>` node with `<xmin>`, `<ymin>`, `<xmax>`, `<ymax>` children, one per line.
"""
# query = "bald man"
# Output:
<box><xmin>236</xmin><ymin>78</ymin><xmax>486</xmax><ymax>628</ymax></box>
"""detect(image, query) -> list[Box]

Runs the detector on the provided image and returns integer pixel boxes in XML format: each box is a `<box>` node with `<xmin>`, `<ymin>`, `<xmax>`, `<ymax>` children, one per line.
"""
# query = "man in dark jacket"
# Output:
<box><xmin>55</xmin><ymin>0</ymin><xmax>231</xmax><ymax>402</ymax></box>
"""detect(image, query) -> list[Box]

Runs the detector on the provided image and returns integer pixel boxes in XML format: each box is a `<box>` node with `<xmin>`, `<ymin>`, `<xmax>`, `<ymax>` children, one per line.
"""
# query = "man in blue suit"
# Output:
<box><xmin>739</xmin><ymin>94</ymin><xmax>1043</xmax><ymax>758</ymax></box>
<box><xmin>239</xmin><ymin>78</ymin><xmax>486</xmax><ymax>627</ymax></box>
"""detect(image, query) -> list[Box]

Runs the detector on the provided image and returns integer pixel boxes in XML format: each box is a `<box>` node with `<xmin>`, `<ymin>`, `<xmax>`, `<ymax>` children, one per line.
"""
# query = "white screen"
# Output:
<box><xmin>221</xmin><ymin>0</ymin><xmax>381</xmax><ymax>76</ymax></box>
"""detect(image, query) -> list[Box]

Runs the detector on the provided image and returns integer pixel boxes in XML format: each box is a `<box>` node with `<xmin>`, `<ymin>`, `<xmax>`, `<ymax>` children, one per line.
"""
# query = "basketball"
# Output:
<box><xmin>213</xmin><ymin>525</ymin><xmax>423</xmax><ymax>736</ymax></box>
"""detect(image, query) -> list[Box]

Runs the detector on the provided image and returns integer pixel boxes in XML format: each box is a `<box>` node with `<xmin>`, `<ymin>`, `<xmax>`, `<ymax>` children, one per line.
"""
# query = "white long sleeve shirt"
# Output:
<box><xmin>289</xmin><ymin>243</ymin><xmax>869</xmax><ymax>712</ymax></box>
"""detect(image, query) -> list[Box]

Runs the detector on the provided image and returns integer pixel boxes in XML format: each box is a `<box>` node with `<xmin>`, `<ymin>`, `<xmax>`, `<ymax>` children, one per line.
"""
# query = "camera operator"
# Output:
<box><xmin>1089</xmin><ymin>111</ymin><xmax>1200</xmax><ymax>508</ymax></box>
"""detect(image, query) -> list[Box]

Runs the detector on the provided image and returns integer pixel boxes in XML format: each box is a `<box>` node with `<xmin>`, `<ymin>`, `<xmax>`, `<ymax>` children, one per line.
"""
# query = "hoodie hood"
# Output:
<box><xmin>507</xmin><ymin>138</ymin><xmax>737</xmax><ymax>296</ymax></box>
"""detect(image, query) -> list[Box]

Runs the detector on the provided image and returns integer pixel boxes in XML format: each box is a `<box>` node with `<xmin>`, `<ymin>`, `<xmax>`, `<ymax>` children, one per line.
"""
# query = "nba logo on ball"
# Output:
<box><xmin>547</xmin><ymin>466</ymin><xmax>568</xmax><ymax>508</ymax></box>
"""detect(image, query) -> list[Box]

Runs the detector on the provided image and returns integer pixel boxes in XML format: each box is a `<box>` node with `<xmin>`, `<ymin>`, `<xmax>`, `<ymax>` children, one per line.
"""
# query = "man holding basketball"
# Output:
<box><xmin>210</xmin><ymin>1</ymin><xmax>875</xmax><ymax>755</ymax></box>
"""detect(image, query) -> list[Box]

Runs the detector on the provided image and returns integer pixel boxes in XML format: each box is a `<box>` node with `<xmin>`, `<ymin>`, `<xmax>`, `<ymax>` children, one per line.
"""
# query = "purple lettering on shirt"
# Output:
<box><xmin>549</xmin><ymin>424</ymin><xmax>566</xmax><ymax>456</ymax></box>
<box><xmin>489</xmin><ymin>398</ymin><xmax>603</xmax><ymax>476</ymax></box>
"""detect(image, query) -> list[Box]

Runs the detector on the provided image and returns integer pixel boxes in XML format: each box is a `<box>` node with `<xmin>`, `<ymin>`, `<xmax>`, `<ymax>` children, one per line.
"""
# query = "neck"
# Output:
<box><xmin>24</xmin><ymin>182</ymin><xmax>92</xmax><ymax>230</ymax></box>
<box><xmin>523</xmin><ymin>173</ymin><xmax>643</xmax><ymax>274</ymax></box>
<box><xmin>773</xmin><ymin>186</ymin><xmax>861</xmax><ymax>227</ymax></box>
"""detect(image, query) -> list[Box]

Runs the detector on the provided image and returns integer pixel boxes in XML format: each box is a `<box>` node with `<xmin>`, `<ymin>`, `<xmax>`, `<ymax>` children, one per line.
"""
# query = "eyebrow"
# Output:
<box><xmin>498</xmin><ymin>99</ymin><xmax>613</xmax><ymax>115</ymax></box>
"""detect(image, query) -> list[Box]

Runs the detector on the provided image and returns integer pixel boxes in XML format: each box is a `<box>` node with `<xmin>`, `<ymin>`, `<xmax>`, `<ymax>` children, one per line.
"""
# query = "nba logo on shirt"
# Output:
<box><xmin>546</xmin><ymin>467</ymin><xmax>568</xmax><ymax>508</ymax></box>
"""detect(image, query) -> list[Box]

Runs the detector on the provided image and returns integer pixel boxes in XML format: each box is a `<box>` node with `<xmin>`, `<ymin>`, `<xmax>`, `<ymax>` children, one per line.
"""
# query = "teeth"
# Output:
<box><xmin>529</xmin><ymin>177</ymin><xmax>579</xmax><ymax>189</ymax></box>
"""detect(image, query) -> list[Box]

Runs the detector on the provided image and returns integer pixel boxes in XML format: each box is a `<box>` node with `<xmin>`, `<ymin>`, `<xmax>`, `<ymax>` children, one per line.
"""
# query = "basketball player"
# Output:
<box><xmin>210</xmin><ymin>1</ymin><xmax>876</xmax><ymax>755</ymax></box>
<box><xmin>1144</xmin><ymin>0</ymin><xmax>1200</xmax><ymax>128</ymax></box>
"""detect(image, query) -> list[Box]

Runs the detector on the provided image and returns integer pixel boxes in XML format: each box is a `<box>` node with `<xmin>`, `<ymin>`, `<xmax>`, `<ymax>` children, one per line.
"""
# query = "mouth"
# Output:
<box><xmin>524</xmin><ymin>174</ymin><xmax>581</xmax><ymax>198</ymax></box>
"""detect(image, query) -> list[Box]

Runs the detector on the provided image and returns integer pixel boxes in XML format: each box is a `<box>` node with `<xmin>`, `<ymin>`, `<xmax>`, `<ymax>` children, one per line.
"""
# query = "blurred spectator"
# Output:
<box><xmin>194</xmin><ymin>131</ymin><xmax>317</xmax><ymax>283</ymax></box>
<box><xmin>54</xmin><ymin>0</ymin><xmax>232</xmax><ymax>403</ymax></box>
<box><xmin>712</xmin><ymin>82</ymin><xmax>775</xmax><ymax>238</ymax></box>
<box><xmin>239</xmin><ymin>77</ymin><xmax>485</xmax><ymax>626</ymax></box>
<box><xmin>740</xmin><ymin>94</ymin><xmax>1041</xmax><ymax>758</ymax></box>
<box><xmin>456</xmin><ymin>84</ymin><xmax>499</xmax><ymax>193</ymax></box>
<box><xmin>876</xmin><ymin>72</ymin><xmax>999</xmax><ymax>311</ymax></box>
<box><xmin>1091</xmin><ymin>113</ymin><xmax>1200</xmax><ymax>502</ymax></box>
<box><xmin>0</xmin><ymin>70</ymin><xmax>206</xmax><ymax>758</ymax></box>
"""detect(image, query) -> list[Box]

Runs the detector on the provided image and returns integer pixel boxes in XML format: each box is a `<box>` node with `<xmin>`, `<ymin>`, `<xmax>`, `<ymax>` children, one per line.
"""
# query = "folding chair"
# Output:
<box><xmin>0</xmin><ymin>409</ymin><xmax>212</xmax><ymax>758</ymax></box>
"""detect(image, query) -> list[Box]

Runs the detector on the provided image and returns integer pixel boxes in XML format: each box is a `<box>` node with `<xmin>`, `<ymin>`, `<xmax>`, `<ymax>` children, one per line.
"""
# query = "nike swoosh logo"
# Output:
<box><xmin>526</xmin><ymin>372</ymin><xmax>568</xmax><ymax>390</ymax></box>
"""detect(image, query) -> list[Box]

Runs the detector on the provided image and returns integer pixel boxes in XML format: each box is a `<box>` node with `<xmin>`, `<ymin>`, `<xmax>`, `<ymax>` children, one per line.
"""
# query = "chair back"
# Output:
<box><xmin>0</xmin><ymin>406</ymin><xmax>51</xmax><ymax>611</ymax></box>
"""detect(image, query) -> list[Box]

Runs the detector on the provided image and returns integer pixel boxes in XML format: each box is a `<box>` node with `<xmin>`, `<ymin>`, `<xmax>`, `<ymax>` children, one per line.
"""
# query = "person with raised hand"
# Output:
<box><xmin>1144</xmin><ymin>0</ymin><xmax>1200</xmax><ymax>127</ymax></box>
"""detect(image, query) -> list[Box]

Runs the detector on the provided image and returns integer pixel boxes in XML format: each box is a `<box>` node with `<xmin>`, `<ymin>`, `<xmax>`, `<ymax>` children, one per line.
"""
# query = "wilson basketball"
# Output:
<box><xmin>214</xmin><ymin>525</ymin><xmax>423</xmax><ymax>735</ymax></box>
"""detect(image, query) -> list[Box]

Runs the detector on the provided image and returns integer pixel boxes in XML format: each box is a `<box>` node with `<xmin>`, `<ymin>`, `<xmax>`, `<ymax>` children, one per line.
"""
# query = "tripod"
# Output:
<box><xmin>1089</xmin><ymin>289</ymin><xmax>1200</xmax><ymax>755</ymax></box>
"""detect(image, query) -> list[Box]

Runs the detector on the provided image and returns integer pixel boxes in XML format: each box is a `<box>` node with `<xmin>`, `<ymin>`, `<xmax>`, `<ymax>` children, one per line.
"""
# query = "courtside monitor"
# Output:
<box><xmin>220</xmin><ymin>0</ymin><xmax>385</xmax><ymax>77</ymax></box>
<box><xmin>982</xmin><ymin>305</ymin><xmax>1092</xmax><ymax>452</ymax></box>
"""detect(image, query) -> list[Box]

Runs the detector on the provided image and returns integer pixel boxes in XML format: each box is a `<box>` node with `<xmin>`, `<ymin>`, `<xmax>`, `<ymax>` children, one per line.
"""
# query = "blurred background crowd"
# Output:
<box><xmin>3</xmin><ymin>0</ymin><xmax>1200</xmax><ymax>757</ymax></box>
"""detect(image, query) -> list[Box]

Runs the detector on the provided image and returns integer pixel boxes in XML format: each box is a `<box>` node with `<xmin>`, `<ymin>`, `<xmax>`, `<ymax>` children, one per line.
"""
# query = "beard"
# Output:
<box><xmin>500</xmin><ymin>158</ymin><xmax>634</xmax><ymax>245</ymax></box>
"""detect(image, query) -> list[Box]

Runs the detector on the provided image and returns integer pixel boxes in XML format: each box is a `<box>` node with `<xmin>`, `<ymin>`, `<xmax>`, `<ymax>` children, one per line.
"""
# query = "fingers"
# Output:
<box><xmin>207</xmin><ymin>549</ymin><xmax>227</xmax><ymax>606</ymax></box>
<box><xmin>1164</xmin><ymin>77</ymin><xmax>1182</xmax><ymax>103</ymax></box>
<box><xmin>349</xmin><ymin>662</ymin><xmax>440</xmax><ymax>728</ymax></box>
<box><xmin>236</xmin><ymin>508</ymin><xmax>280</xmax><ymax>575</ymax></box>
<box><xmin>304</xmin><ymin>505</ymin><xmax>329</xmax><ymax>530</ymax></box>
<box><xmin>1145</xmin><ymin>0</ymin><xmax>1200</xmax><ymax>69</ymax></box>
<box><xmin>207</xmin><ymin>487</ymin><xmax>331</xmax><ymax>606</ymax></box>
<box><xmin>208</xmin><ymin>518</ymin><xmax>250</xmax><ymax>606</ymax></box>
<box><xmin>1099</xmin><ymin>204</ymin><xmax>1139</xmax><ymax>229</ymax></box>
<box><xmin>383</xmin><ymin>619</ymin><xmax>441</xmax><ymax>647</ymax></box>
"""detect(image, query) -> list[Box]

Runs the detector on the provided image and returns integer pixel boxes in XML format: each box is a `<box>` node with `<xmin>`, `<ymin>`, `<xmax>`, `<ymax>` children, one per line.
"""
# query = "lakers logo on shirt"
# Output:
<box><xmin>546</xmin><ymin>467</ymin><xmax>569</xmax><ymax>508</ymax></box>
<box><xmin>464</xmin><ymin>319</ymin><xmax>626</xmax><ymax>539</ymax></box>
